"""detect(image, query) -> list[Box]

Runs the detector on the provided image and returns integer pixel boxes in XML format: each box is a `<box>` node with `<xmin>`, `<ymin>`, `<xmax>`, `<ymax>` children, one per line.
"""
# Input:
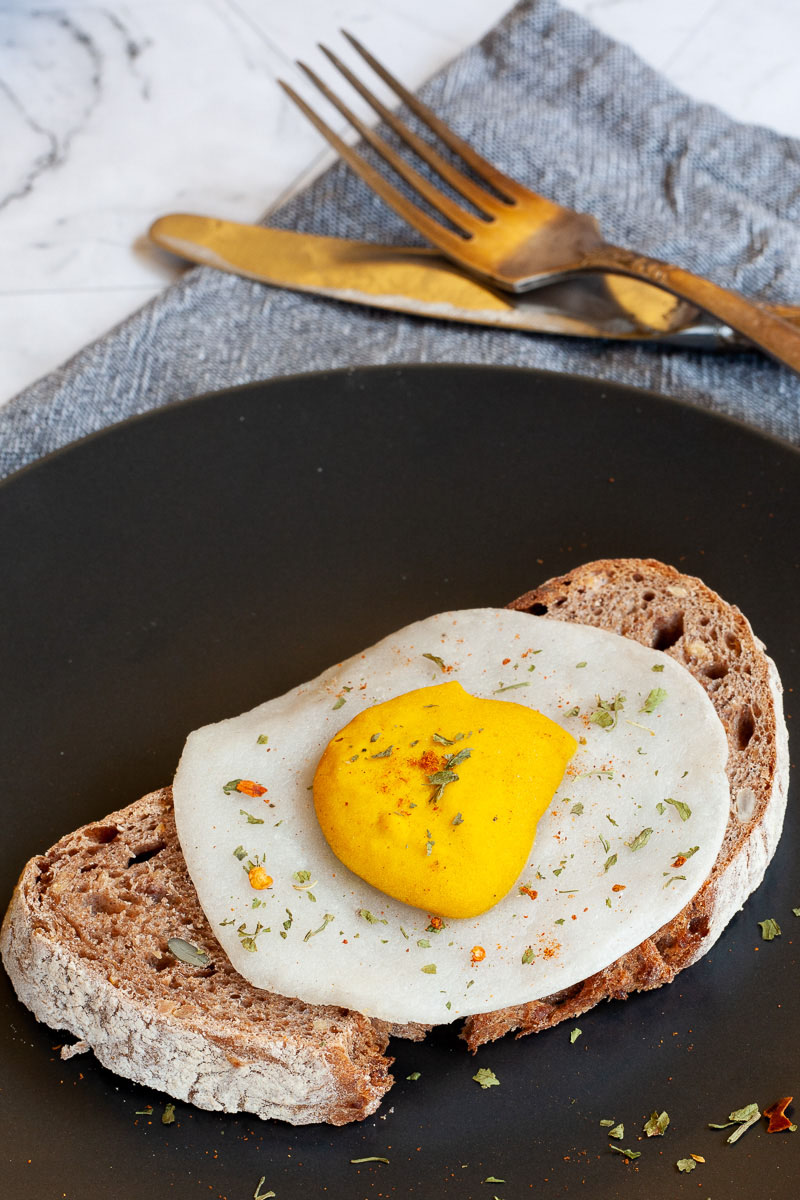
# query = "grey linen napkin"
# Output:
<box><xmin>3</xmin><ymin>0</ymin><xmax>800</xmax><ymax>480</ymax></box>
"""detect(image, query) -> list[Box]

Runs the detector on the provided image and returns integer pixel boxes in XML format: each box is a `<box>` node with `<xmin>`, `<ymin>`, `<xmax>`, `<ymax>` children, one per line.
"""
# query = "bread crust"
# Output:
<box><xmin>462</xmin><ymin>558</ymin><xmax>789</xmax><ymax>1049</ymax></box>
<box><xmin>1</xmin><ymin>560</ymin><xmax>789</xmax><ymax>1113</ymax></box>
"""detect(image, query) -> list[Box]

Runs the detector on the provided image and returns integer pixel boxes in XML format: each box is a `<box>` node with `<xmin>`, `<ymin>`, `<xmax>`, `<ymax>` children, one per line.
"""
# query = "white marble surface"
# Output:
<box><xmin>3</xmin><ymin>0</ymin><xmax>800</xmax><ymax>406</ymax></box>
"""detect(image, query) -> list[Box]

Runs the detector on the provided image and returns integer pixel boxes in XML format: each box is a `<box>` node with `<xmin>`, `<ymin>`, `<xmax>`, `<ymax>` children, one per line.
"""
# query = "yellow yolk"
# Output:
<box><xmin>313</xmin><ymin>681</ymin><xmax>577</xmax><ymax>918</ymax></box>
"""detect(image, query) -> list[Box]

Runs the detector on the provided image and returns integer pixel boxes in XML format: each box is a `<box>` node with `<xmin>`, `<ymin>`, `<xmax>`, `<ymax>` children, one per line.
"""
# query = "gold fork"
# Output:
<box><xmin>280</xmin><ymin>33</ymin><xmax>800</xmax><ymax>373</ymax></box>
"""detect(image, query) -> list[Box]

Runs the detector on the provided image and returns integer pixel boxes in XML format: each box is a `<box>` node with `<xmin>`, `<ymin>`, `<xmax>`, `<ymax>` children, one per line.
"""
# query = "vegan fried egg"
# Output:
<box><xmin>173</xmin><ymin>609</ymin><xmax>729</xmax><ymax>1026</ymax></box>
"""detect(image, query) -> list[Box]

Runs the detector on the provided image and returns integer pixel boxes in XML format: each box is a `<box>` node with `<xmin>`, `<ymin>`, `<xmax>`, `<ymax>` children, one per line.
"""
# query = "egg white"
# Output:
<box><xmin>173</xmin><ymin>610</ymin><xmax>729</xmax><ymax>1026</ymax></box>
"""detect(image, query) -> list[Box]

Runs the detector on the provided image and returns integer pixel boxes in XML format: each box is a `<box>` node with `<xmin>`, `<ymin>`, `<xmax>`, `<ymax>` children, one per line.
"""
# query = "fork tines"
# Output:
<box><xmin>279</xmin><ymin>31</ymin><xmax>521</xmax><ymax>251</ymax></box>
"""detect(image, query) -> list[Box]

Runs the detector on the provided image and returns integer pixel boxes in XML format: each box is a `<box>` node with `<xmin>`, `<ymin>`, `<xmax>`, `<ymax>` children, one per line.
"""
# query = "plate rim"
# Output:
<box><xmin>3</xmin><ymin>362</ymin><xmax>798</xmax><ymax>495</ymax></box>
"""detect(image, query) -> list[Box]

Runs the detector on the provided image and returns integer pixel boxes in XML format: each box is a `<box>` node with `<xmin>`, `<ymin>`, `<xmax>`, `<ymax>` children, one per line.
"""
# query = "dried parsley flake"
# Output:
<box><xmin>237</xmin><ymin>921</ymin><xmax>265</xmax><ymax>952</ymax></box>
<box><xmin>664</xmin><ymin>797</ymin><xmax>692</xmax><ymax>821</ymax></box>
<box><xmin>358</xmin><ymin>908</ymin><xmax>387</xmax><ymax>925</ymax></box>
<box><xmin>641</xmin><ymin>687</ymin><xmax>667</xmax><ymax>713</ymax></box>
<box><xmin>644</xmin><ymin>1110</ymin><xmax>670</xmax><ymax>1137</ymax></box>
<box><xmin>589</xmin><ymin>693</ymin><xmax>625</xmax><ymax>730</ymax></box>
<box><xmin>423</xmin><ymin>653</ymin><xmax>447</xmax><ymax>672</ymax></box>
<box><xmin>609</xmin><ymin>1145</ymin><xmax>640</xmax><ymax>1160</ymax></box>
<box><xmin>729</xmin><ymin>1102</ymin><xmax>760</xmax><ymax>1123</ymax></box>
<box><xmin>303</xmin><ymin>913</ymin><xmax>334</xmax><ymax>942</ymax></box>
<box><xmin>626</xmin><ymin>827</ymin><xmax>654</xmax><ymax>852</ymax></box>
<box><xmin>473</xmin><ymin>1068</ymin><xmax>500</xmax><ymax>1089</ymax></box>
<box><xmin>727</xmin><ymin>1107</ymin><xmax>761</xmax><ymax>1143</ymax></box>
<box><xmin>240</xmin><ymin>809</ymin><xmax>264</xmax><ymax>824</ymax></box>
<box><xmin>759</xmin><ymin>918</ymin><xmax>781</xmax><ymax>940</ymax></box>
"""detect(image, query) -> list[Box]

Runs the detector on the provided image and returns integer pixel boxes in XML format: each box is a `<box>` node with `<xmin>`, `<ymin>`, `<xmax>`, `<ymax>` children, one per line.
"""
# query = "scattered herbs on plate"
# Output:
<box><xmin>643</xmin><ymin>1110</ymin><xmax>669</xmax><ymax>1137</ymax></box>
<box><xmin>609</xmin><ymin>1145</ymin><xmax>640</xmax><ymax>1161</ymax></box>
<box><xmin>473</xmin><ymin>1068</ymin><xmax>500</xmax><ymax>1089</ymax></box>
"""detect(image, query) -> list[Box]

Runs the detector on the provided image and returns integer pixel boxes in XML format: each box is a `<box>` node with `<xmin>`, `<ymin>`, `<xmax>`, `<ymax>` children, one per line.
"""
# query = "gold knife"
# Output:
<box><xmin>149</xmin><ymin>214</ymin><xmax>799</xmax><ymax>349</ymax></box>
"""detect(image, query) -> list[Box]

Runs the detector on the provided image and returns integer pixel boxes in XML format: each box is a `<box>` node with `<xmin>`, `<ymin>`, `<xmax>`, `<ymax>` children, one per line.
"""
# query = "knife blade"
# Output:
<box><xmin>148</xmin><ymin>214</ymin><xmax>797</xmax><ymax>349</ymax></box>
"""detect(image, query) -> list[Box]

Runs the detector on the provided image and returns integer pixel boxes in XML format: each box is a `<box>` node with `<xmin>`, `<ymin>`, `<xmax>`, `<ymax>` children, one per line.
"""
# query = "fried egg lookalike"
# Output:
<box><xmin>314</xmin><ymin>682</ymin><xmax>577</xmax><ymax>918</ymax></box>
<box><xmin>173</xmin><ymin>609</ymin><xmax>729</xmax><ymax>1026</ymax></box>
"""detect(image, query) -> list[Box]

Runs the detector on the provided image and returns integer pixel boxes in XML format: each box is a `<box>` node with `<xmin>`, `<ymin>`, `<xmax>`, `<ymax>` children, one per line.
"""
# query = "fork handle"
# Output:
<box><xmin>581</xmin><ymin>244</ymin><xmax>800</xmax><ymax>371</ymax></box>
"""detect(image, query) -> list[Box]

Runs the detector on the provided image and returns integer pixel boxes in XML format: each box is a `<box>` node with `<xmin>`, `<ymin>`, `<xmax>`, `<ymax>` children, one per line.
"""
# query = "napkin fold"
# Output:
<box><xmin>3</xmin><ymin>0</ymin><xmax>800</xmax><ymax>479</ymax></box>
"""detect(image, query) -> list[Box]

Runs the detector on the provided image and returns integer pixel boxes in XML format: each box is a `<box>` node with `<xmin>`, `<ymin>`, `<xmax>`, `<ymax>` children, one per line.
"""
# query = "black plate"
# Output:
<box><xmin>1</xmin><ymin>366</ymin><xmax>797</xmax><ymax>1199</ymax></box>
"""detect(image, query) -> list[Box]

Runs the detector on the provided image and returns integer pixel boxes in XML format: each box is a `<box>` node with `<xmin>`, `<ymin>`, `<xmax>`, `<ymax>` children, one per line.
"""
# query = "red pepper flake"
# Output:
<box><xmin>237</xmin><ymin>780</ymin><xmax>267</xmax><ymax>798</ymax></box>
<box><xmin>471</xmin><ymin>945</ymin><xmax>486</xmax><ymax>965</ymax></box>
<box><xmin>611</xmin><ymin>884</ymin><xmax>626</xmax><ymax>892</ymax></box>
<box><xmin>519</xmin><ymin>885</ymin><xmax>538</xmax><ymax>901</ymax></box>
<box><xmin>672</xmin><ymin>855</ymin><xmax>687</xmax><ymax>868</ymax></box>
<box><xmin>764</xmin><ymin>1096</ymin><xmax>795</xmax><ymax>1133</ymax></box>
<box><xmin>427</xmin><ymin>915</ymin><xmax>444</xmax><ymax>931</ymax></box>
<box><xmin>411</xmin><ymin>750</ymin><xmax>440</xmax><ymax>773</ymax></box>
<box><xmin>502</xmin><ymin>658</ymin><xmax>511</xmax><ymax>665</ymax></box>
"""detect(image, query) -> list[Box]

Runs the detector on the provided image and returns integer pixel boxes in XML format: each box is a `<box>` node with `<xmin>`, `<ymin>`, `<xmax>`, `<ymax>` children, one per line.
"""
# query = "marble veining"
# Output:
<box><xmin>2</xmin><ymin>0</ymin><xmax>800</xmax><ymax>405</ymax></box>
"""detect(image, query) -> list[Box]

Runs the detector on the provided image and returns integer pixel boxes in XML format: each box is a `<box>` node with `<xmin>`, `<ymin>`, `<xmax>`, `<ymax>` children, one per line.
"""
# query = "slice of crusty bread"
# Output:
<box><xmin>1</xmin><ymin>560</ymin><xmax>788</xmax><ymax>1120</ymax></box>
<box><xmin>0</xmin><ymin>787</ymin><xmax>424</xmax><ymax>1126</ymax></box>
<box><xmin>462</xmin><ymin>558</ymin><xmax>789</xmax><ymax>1050</ymax></box>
